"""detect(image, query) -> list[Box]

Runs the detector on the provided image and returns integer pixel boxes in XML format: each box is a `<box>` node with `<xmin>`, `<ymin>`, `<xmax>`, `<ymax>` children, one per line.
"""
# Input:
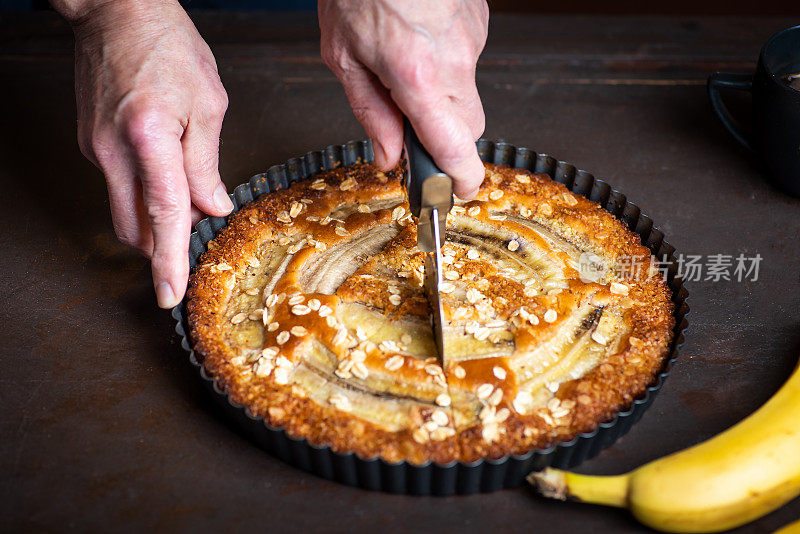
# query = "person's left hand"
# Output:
<box><xmin>61</xmin><ymin>0</ymin><xmax>231</xmax><ymax>309</ymax></box>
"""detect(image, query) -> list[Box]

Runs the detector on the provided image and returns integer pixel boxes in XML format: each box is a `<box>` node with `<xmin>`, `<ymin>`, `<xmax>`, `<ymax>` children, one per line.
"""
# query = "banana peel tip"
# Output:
<box><xmin>527</xmin><ymin>468</ymin><xmax>569</xmax><ymax>501</ymax></box>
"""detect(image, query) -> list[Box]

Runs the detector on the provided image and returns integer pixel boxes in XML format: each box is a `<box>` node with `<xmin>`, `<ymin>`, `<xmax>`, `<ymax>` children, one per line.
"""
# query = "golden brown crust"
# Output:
<box><xmin>187</xmin><ymin>162</ymin><xmax>674</xmax><ymax>464</ymax></box>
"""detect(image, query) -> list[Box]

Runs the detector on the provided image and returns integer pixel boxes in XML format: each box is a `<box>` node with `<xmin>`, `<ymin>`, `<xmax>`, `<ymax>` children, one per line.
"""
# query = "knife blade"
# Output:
<box><xmin>402</xmin><ymin>117</ymin><xmax>453</xmax><ymax>366</ymax></box>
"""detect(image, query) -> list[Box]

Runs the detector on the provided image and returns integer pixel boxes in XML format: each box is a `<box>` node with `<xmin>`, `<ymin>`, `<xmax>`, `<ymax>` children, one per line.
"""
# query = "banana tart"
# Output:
<box><xmin>187</xmin><ymin>162</ymin><xmax>674</xmax><ymax>464</ymax></box>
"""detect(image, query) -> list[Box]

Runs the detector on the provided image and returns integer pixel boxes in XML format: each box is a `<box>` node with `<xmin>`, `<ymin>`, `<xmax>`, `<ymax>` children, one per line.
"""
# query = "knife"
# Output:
<box><xmin>402</xmin><ymin>117</ymin><xmax>453</xmax><ymax>366</ymax></box>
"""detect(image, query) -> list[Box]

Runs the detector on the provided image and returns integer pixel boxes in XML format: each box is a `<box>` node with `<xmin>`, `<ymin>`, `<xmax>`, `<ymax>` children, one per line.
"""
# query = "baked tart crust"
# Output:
<box><xmin>187</xmin><ymin>163</ymin><xmax>674</xmax><ymax>465</ymax></box>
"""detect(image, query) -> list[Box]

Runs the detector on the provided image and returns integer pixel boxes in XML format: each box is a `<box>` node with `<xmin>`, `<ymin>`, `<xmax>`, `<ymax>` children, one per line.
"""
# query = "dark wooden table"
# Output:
<box><xmin>2</xmin><ymin>11</ymin><xmax>799</xmax><ymax>533</ymax></box>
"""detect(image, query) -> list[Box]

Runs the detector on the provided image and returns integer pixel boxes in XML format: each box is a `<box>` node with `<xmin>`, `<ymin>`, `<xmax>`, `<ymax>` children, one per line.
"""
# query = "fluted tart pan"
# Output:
<box><xmin>172</xmin><ymin>139</ymin><xmax>690</xmax><ymax>495</ymax></box>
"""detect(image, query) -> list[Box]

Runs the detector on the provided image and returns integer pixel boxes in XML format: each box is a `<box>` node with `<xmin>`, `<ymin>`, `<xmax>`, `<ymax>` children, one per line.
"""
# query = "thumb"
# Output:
<box><xmin>401</xmin><ymin>98</ymin><xmax>485</xmax><ymax>200</ymax></box>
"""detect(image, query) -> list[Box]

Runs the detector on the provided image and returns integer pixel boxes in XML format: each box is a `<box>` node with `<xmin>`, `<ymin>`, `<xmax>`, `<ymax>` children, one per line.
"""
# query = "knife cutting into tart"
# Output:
<box><xmin>402</xmin><ymin>116</ymin><xmax>454</xmax><ymax>368</ymax></box>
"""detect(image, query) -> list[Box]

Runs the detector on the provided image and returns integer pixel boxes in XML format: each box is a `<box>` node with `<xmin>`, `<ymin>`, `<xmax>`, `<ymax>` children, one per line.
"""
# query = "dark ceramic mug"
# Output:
<box><xmin>708</xmin><ymin>25</ymin><xmax>800</xmax><ymax>197</ymax></box>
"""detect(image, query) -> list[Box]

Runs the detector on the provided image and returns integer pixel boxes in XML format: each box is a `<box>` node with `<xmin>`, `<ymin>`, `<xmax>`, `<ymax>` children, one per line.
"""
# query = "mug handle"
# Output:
<box><xmin>707</xmin><ymin>72</ymin><xmax>755</xmax><ymax>152</ymax></box>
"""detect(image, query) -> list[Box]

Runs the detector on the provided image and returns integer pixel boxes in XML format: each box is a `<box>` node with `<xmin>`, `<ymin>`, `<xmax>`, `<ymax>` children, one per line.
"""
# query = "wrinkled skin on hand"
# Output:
<box><xmin>319</xmin><ymin>0</ymin><xmax>489</xmax><ymax>200</ymax></box>
<box><xmin>69</xmin><ymin>0</ymin><xmax>232</xmax><ymax>308</ymax></box>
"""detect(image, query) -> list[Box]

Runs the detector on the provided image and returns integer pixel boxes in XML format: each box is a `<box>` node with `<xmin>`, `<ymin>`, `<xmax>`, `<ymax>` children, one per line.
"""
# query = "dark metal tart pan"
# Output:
<box><xmin>171</xmin><ymin>138</ymin><xmax>690</xmax><ymax>495</ymax></box>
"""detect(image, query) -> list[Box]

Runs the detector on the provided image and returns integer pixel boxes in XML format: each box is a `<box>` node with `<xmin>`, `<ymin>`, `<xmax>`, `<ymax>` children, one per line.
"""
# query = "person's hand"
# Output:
<box><xmin>58</xmin><ymin>0</ymin><xmax>231</xmax><ymax>308</ymax></box>
<box><xmin>318</xmin><ymin>0</ymin><xmax>489</xmax><ymax>200</ymax></box>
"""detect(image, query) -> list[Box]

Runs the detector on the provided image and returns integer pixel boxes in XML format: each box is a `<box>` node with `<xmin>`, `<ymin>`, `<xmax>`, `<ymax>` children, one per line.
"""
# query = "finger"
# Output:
<box><xmin>191</xmin><ymin>204</ymin><xmax>205</xmax><ymax>227</ymax></box>
<box><xmin>182</xmin><ymin>108</ymin><xmax>233</xmax><ymax>217</ymax></box>
<box><xmin>126</xmin><ymin>112</ymin><xmax>192</xmax><ymax>309</ymax></box>
<box><xmin>395</xmin><ymin>93</ymin><xmax>485</xmax><ymax>200</ymax></box>
<box><xmin>93</xmin><ymin>134</ymin><xmax>154</xmax><ymax>256</ymax></box>
<box><xmin>450</xmin><ymin>83</ymin><xmax>485</xmax><ymax>142</ymax></box>
<box><xmin>336</xmin><ymin>62</ymin><xmax>404</xmax><ymax>171</ymax></box>
<box><xmin>107</xmin><ymin>175</ymin><xmax>154</xmax><ymax>257</ymax></box>
<box><xmin>437</xmin><ymin>52</ymin><xmax>485</xmax><ymax>141</ymax></box>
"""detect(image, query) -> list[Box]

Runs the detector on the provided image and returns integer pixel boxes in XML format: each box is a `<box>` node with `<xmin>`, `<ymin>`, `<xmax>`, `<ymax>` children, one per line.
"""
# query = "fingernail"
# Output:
<box><xmin>213</xmin><ymin>184</ymin><xmax>234</xmax><ymax>213</ymax></box>
<box><xmin>155</xmin><ymin>281</ymin><xmax>178</xmax><ymax>309</ymax></box>
<box><xmin>457</xmin><ymin>188</ymin><xmax>480</xmax><ymax>201</ymax></box>
<box><xmin>372</xmin><ymin>140</ymin><xmax>387</xmax><ymax>169</ymax></box>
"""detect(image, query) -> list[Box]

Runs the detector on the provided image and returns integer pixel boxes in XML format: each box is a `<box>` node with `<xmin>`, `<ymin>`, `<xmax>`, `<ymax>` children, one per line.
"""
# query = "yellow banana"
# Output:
<box><xmin>528</xmin><ymin>357</ymin><xmax>800</xmax><ymax>533</ymax></box>
<box><xmin>774</xmin><ymin>517</ymin><xmax>800</xmax><ymax>534</ymax></box>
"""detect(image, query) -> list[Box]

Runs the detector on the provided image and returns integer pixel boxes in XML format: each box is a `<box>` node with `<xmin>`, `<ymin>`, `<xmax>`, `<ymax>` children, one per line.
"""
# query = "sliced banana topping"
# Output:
<box><xmin>197</xmin><ymin>163</ymin><xmax>669</xmax><ymax>457</ymax></box>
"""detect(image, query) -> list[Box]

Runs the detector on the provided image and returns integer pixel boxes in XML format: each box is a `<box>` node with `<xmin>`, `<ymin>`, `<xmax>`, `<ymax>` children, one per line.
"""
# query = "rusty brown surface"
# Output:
<box><xmin>1</xmin><ymin>11</ymin><xmax>799</xmax><ymax>533</ymax></box>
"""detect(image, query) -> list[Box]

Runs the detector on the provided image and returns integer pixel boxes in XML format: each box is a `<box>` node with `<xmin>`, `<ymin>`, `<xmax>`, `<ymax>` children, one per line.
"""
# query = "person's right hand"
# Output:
<box><xmin>63</xmin><ymin>0</ymin><xmax>231</xmax><ymax>308</ymax></box>
<box><xmin>319</xmin><ymin>0</ymin><xmax>489</xmax><ymax>200</ymax></box>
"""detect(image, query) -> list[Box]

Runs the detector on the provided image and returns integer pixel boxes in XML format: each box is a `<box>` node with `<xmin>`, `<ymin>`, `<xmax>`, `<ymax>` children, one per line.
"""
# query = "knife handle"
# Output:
<box><xmin>403</xmin><ymin>116</ymin><xmax>453</xmax><ymax>218</ymax></box>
